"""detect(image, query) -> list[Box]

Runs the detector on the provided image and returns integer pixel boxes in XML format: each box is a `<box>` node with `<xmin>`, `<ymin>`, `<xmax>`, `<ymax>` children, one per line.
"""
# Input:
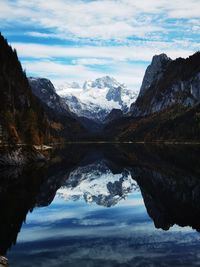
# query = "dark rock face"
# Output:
<box><xmin>104</xmin><ymin>108</ymin><xmax>123</xmax><ymax>123</ymax></box>
<box><xmin>139</xmin><ymin>53</ymin><xmax>172</xmax><ymax>97</ymax></box>
<box><xmin>29</xmin><ymin>77</ymin><xmax>71</xmax><ymax>116</ymax></box>
<box><xmin>130</xmin><ymin>52</ymin><xmax>200</xmax><ymax>117</ymax></box>
<box><xmin>106</xmin><ymin>86</ymin><xmax>123</xmax><ymax>106</ymax></box>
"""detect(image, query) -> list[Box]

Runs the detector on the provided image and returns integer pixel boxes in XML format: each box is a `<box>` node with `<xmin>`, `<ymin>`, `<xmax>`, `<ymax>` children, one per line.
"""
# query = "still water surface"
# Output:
<box><xmin>1</xmin><ymin>144</ymin><xmax>200</xmax><ymax>266</ymax></box>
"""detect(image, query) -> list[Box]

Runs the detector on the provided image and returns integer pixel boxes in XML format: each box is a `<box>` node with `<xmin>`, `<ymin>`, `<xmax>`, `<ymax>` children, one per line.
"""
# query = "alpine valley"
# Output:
<box><xmin>29</xmin><ymin>51</ymin><xmax>200</xmax><ymax>143</ymax></box>
<box><xmin>0</xmin><ymin>32</ymin><xmax>200</xmax><ymax>149</ymax></box>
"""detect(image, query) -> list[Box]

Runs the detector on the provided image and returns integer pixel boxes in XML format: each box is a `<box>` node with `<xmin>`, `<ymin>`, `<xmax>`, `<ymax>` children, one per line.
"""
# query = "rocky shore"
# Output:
<box><xmin>0</xmin><ymin>147</ymin><xmax>47</xmax><ymax>166</ymax></box>
<box><xmin>0</xmin><ymin>256</ymin><xmax>8</xmax><ymax>267</ymax></box>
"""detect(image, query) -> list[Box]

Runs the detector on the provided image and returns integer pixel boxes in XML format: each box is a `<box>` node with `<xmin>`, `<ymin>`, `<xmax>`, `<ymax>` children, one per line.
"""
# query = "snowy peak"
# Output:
<box><xmin>83</xmin><ymin>76</ymin><xmax>122</xmax><ymax>91</ymax></box>
<box><xmin>56</xmin><ymin>76</ymin><xmax>138</xmax><ymax>122</ymax></box>
<box><xmin>83</xmin><ymin>76</ymin><xmax>122</xmax><ymax>90</ymax></box>
<box><xmin>69</xmin><ymin>82</ymin><xmax>81</xmax><ymax>88</ymax></box>
<box><xmin>97</xmin><ymin>76</ymin><xmax>120</xmax><ymax>89</ymax></box>
<box><xmin>83</xmin><ymin>80</ymin><xmax>94</xmax><ymax>90</ymax></box>
<box><xmin>57</xmin><ymin>82</ymin><xmax>81</xmax><ymax>96</ymax></box>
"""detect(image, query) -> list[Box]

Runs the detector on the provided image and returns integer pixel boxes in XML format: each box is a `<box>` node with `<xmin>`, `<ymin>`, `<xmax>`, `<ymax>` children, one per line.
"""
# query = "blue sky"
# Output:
<box><xmin>0</xmin><ymin>0</ymin><xmax>200</xmax><ymax>90</ymax></box>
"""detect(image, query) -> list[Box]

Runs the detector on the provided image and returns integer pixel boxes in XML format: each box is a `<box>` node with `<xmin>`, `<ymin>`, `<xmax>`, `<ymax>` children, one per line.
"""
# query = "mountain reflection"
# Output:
<box><xmin>1</xmin><ymin>144</ymin><xmax>200</xmax><ymax>257</ymax></box>
<box><xmin>57</xmin><ymin>160</ymin><xmax>138</xmax><ymax>207</ymax></box>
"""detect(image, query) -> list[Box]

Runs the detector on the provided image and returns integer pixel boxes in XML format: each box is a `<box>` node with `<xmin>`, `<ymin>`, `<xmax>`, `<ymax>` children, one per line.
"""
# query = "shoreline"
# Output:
<box><xmin>1</xmin><ymin>141</ymin><xmax>200</xmax><ymax>148</ymax></box>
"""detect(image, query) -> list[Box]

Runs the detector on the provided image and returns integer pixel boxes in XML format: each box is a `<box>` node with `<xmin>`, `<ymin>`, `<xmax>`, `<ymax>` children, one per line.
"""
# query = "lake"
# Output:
<box><xmin>1</xmin><ymin>144</ymin><xmax>200</xmax><ymax>267</ymax></box>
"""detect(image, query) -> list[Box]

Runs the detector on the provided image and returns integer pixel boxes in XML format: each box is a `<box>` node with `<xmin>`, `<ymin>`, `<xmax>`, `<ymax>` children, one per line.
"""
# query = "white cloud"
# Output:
<box><xmin>14</xmin><ymin>39</ymin><xmax>198</xmax><ymax>89</ymax></box>
<box><xmin>12</xmin><ymin>41</ymin><xmax>197</xmax><ymax>62</ymax></box>
<box><xmin>22</xmin><ymin>60</ymin><xmax>108</xmax><ymax>86</ymax></box>
<box><xmin>26</xmin><ymin>32</ymin><xmax>58</xmax><ymax>39</ymax></box>
<box><xmin>22</xmin><ymin>59</ymin><xmax>145</xmax><ymax>90</ymax></box>
<box><xmin>72</xmin><ymin>58</ymin><xmax>112</xmax><ymax>65</ymax></box>
<box><xmin>0</xmin><ymin>0</ymin><xmax>199</xmax><ymax>41</ymax></box>
<box><xmin>1</xmin><ymin>0</ymin><xmax>199</xmax><ymax>88</ymax></box>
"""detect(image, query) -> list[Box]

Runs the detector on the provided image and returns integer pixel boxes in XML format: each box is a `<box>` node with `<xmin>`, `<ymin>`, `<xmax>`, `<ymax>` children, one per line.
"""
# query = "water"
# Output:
<box><xmin>1</xmin><ymin>144</ymin><xmax>200</xmax><ymax>266</ymax></box>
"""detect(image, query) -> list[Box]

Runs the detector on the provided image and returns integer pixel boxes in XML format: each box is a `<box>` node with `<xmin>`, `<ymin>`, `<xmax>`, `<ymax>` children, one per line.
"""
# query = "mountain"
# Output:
<box><xmin>28</xmin><ymin>77</ymin><xmax>102</xmax><ymax>133</ymax></box>
<box><xmin>57</xmin><ymin>76</ymin><xmax>138</xmax><ymax>122</ymax></box>
<box><xmin>29</xmin><ymin>77</ymin><xmax>71</xmax><ymax>116</ymax></box>
<box><xmin>104</xmin><ymin>109</ymin><xmax>123</xmax><ymax>123</ymax></box>
<box><xmin>28</xmin><ymin>77</ymin><xmax>88</xmax><ymax>139</ymax></box>
<box><xmin>130</xmin><ymin>52</ymin><xmax>200</xmax><ymax>117</ymax></box>
<box><xmin>105</xmin><ymin>52</ymin><xmax>200</xmax><ymax>142</ymax></box>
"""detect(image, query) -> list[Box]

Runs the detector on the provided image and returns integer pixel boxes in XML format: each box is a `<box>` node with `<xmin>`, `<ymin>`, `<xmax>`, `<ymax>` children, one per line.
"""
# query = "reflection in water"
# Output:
<box><xmin>57</xmin><ymin>160</ymin><xmax>138</xmax><ymax>207</ymax></box>
<box><xmin>0</xmin><ymin>144</ymin><xmax>200</xmax><ymax>266</ymax></box>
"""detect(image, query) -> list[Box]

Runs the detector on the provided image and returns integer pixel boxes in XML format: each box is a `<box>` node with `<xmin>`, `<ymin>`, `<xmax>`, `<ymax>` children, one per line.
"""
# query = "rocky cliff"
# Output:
<box><xmin>105</xmin><ymin>52</ymin><xmax>200</xmax><ymax>142</ymax></box>
<box><xmin>130</xmin><ymin>52</ymin><xmax>200</xmax><ymax>117</ymax></box>
<box><xmin>29</xmin><ymin>77</ymin><xmax>71</xmax><ymax>116</ymax></box>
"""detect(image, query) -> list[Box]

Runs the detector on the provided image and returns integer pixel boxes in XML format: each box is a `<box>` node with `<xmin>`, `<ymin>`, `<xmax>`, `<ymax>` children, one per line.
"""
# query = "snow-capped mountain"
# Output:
<box><xmin>56</xmin><ymin>76</ymin><xmax>138</xmax><ymax>122</ymax></box>
<box><xmin>57</xmin><ymin>160</ymin><xmax>138</xmax><ymax>207</ymax></box>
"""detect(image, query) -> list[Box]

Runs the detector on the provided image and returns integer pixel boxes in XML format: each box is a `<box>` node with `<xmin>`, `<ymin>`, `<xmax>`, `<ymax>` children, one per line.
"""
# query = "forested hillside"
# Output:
<box><xmin>0</xmin><ymin>33</ymin><xmax>86</xmax><ymax>145</ymax></box>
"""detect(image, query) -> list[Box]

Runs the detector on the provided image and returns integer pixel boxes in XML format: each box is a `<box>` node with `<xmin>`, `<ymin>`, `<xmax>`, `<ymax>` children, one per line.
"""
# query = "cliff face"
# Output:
<box><xmin>104</xmin><ymin>52</ymin><xmax>200</xmax><ymax>142</ymax></box>
<box><xmin>130</xmin><ymin>52</ymin><xmax>200</xmax><ymax>117</ymax></box>
<box><xmin>138</xmin><ymin>53</ymin><xmax>172</xmax><ymax>97</ymax></box>
<box><xmin>28</xmin><ymin>77</ymin><xmax>71</xmax><ymax>116</ymax></box>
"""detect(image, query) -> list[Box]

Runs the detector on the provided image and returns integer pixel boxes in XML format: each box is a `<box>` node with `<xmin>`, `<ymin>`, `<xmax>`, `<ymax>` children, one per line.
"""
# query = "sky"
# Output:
<box><xmin>0</xmin><ymin>0</ymin><xmax>200</xmax><ymax>91</ymax></box>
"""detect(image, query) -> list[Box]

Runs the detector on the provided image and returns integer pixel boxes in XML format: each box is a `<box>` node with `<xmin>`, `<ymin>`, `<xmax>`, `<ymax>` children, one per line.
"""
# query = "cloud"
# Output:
<box><xmin>14</xmin><ymin>39</ymin><xmax>198</xmax><ymax>89</ymax></box>
<box><xmin>12</xmin><ymin>41</ymin><xmax>197</xmax><ymax>61</ymax></box>
<box><xmin>22</xmin><ymin>60</ymin><xmax>106</xmax><ymax>81</ymax></box>
<box><xmin>26</xmin><ymin>31</ymin><xmax>59</xmax><ymax>39</ymax></box>
<box><xmin>0</xmin><ymin>0</ymin><xmax>200</xmax><ymax>41</ymax></box>
<box><xmin>72</xmin><ymin>58</ymin><xmax>112</xmax><ymax>65</ymax></box>
<box><xmin>0</xmin><ymin>0</ymin><xmax>199</xmax><ymax>88</ymax></box>
<box><xmin>22</xmin><ymin>58</ymin><xmax>145</xmax><ymax>90</ymax></box>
